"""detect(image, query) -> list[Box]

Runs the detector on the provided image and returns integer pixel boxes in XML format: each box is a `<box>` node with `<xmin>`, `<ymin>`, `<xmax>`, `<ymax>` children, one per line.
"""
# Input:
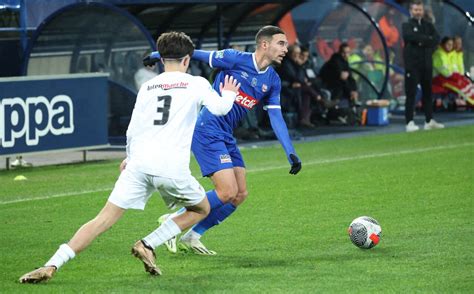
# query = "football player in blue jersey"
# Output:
<box><xmin>151</xmin><ymin>26</ymin><xmax>302</xmax><ymax>255</ymax></box>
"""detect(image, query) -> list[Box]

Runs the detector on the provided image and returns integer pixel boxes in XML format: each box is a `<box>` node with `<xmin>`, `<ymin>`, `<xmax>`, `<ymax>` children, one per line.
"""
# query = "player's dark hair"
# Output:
<box><xmin>255</xmin><ymin>25</ymin><xmax>285</xmax><ymax>45</ymax></box>
<box><xmin>287</xmin><ymin>44</ymin><xmax>300</xmax><ymax>56</ymax></box>
<box><xmin>300</xmin><ymin>45</ymin><xmax>310</xmax><ymax>54</ymax></box>
<box><xmin>338</xmin><ymin>42</ymin><xmax>350</xmax><ymax>54</ymax></box>
<box><xmin>156</xmin><ymin>31</ymin><xmax>194</xmax><ymax>59</ymax></box>
<box><xmin>410</xmin><ymin>0</ymin><xmax>424</xmax><ymax>7</ymax></box>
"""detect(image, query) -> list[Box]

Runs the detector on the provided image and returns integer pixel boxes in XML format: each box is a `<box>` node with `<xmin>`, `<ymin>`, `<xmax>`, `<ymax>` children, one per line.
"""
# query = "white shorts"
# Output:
<box><xmin>108</xmin><ymin>167</ymin><xmax>206</xmax><ymax>210</ymax></box>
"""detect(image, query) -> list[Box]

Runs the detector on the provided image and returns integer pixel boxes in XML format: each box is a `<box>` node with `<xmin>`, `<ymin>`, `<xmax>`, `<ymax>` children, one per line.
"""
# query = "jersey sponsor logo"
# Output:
<box><xmin>235</xmin><ymin>90</ymin><xmax>258</xmax><ymax>110</ymax></box>
<box><xmin>147</xmin><ymin>82</ymin><xmax>189</xmax><ymax>91</ymax></box>
<box><xmin>1</xmin><ymin>95</ymin><xmax>74</xmax><ymax>147</ymax></box>
<box><xmin>262</xmin><ymin>84</ymin><xmax>268</xmax><ymax>92</ymax></box>
<box><xmin>220</xmin><ymin>154</ymin><xmax>232</xmax><ymax>163</ymax></box>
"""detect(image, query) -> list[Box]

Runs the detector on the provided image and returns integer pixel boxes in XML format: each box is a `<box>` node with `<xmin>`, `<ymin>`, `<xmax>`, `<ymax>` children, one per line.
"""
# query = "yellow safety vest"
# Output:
<box><xmin>432</xmin><ymin>47</ymin><xmax>454</xmax><ymax>77</ymax></box>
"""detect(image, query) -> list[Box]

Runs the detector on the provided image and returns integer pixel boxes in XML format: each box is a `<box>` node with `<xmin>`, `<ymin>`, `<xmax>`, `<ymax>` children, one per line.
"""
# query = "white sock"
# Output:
<box><xmin>142</xmin><ymin>219</ymin><xmax>181</xmax><ymax>249</ymax></box>
<box><xmin>44</xmin><ymin>243</ymin><xmax>76</xmax><ymax>269</ymax></box>
<box><xmin>181</xmin><ymin>229</ymin><xmax>202</xmax><ymax>241</ymax></box>
<box><xmin>168</xmin><ymin>207</ymin><xmax>186</xmax><ymax>219</ymax></box>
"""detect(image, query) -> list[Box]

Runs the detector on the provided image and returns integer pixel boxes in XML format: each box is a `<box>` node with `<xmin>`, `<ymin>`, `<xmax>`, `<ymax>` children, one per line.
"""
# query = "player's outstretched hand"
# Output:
<box><xmin>220</xmin><ymin>75</ymin><xmax>241</xmax><ymax>94</ymax></box>
<box><xmin>289</xmin><ymin>154</ymin><xmax>301</xmax><ymax>175</ymax></box>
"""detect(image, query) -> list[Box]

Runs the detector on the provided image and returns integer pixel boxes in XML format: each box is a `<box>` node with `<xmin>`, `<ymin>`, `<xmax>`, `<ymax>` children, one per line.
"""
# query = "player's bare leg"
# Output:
<box><xmin>68</xmin><ymin>201</ymin><xmax>125</xmax><ymax>253</ymax></box>
<box><xmin>180</xmin><ymin>167</ymin><xmax>247</xmax><ymax>255</ymax></box>
<box><xmin>229</xmin><ymin>167</ymin><xmax>248</xmax><ymax>206</ymax></box>
<box><xmin>133</xmin><ymin>198</ymin><xmax>210</xmax><ymax>274</ymax></box>
<box><xmin>20</xmin><ymin>201</ymin><xmax>125</xmax><ymax>284</ymax></box>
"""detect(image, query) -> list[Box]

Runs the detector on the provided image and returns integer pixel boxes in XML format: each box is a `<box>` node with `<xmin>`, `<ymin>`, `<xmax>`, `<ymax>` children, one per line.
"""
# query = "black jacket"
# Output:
<box><xmin>319</xmin><ymin>53</ymin><xmax>356</xmax><ymax>92</ymax></box>
<box><xmin>402</xmin><ymin>18</ymin><xmax>439</xmax><ymax>70</ymax></box>
<box><xmin>277</xmin><ymin>57</ymin><xmax>306</xmax><ymax>87</ymax></box>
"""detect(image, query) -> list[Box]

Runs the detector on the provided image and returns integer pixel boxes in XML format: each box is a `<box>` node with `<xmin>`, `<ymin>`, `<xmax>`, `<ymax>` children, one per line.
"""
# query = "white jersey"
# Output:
<box><xmin>126</xmin><ymin>71</ymin><xmax>236</xmax><ymax>179</ymax></box>
<box><xmin>134</xmin><ymin>67</ymin><xmax>158</xmax><ymax>90</ymax></box>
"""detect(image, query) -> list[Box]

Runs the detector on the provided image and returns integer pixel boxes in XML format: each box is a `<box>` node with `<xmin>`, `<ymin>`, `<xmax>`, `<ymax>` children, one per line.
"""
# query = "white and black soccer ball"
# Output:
<box><xmin>348</xmin><ymin>216</ymin><xmax>382</xmax><ymax>249</ymax></box>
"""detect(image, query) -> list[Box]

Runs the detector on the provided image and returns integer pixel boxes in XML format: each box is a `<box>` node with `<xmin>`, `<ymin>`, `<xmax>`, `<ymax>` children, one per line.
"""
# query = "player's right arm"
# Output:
<box><xmin>150</xmin><ymin>49</ymin><xmax>240</xmax><ymax>70</ymax></box>
<box><xmin>198</xmin><ymin>75</ymin><xmax>239</xmax><ymax>115</ymax></box>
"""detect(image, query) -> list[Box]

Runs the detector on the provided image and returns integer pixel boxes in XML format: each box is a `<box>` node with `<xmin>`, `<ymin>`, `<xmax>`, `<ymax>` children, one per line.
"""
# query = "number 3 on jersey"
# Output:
<box><xmin>154</xmin><ymin>95</ymin><xmax>172</xmax><ymax>125</ymax></box>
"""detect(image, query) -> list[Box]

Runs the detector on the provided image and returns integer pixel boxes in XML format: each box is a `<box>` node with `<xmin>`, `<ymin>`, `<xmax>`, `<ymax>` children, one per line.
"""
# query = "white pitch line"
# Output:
<box><xmin>246</xmin><ymin>142</ymin><xmax>474</xmax><ymax>173</ymax></box>
<box><xmin>0</xmin><ymin>188</ymin><xmax>112</xmax><ymax>205</ymax></box>
<box><xmin>1</xmin><ymin>142</ymin><xmax>472</xmax><ymax>206</ymax></box>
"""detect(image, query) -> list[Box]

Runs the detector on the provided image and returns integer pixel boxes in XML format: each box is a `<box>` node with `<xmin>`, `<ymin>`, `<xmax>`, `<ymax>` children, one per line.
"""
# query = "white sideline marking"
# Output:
<box><xmin>247</xmin><ymin>142</ymin><xmax>474</xmax><ymax>173</ymax></box>
<box><xmin>1</xmin><ymin>188</ymin><xmax>112</xmax><ymax>205</ymax></box>
<box><xmin>1</xmin><ymin>142</ymin><xmax>472</xmax><ymax>206</ymax></box>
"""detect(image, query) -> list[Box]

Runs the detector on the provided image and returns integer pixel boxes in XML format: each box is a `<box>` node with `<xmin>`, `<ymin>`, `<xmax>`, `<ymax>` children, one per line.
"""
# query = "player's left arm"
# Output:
<box><xmin>265</xmin><ymin>76</ymin><xmax>302</xmax><ymax>175</ymax></box>
<box><xmin>149</xmin><ymin>49</ymin><xmax>239</xmax><ymax>70</ymax></box>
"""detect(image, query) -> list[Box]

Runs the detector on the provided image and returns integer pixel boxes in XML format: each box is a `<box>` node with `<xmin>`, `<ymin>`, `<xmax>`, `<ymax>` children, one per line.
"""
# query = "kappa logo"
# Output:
<box><xmin>235</xmin><ymin>90</ymin><xmax>258</xmax><ymax>110</ymax></box>
<box><xmin>220</xmin><ymin>154</ymin><xmax>232</xmax><ymax>163</ymax></box>
<box><xmin>0</xmin><ymin>95</ymin><xmax>74</xmax><ymax>148</ymax></box>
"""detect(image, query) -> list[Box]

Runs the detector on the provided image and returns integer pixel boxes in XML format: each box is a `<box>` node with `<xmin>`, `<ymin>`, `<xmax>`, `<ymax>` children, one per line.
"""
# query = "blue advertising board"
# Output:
<box><xmin>0</xmin><ymin>73</ymin><xmax>109</xmax><ymax>156</ymax></box>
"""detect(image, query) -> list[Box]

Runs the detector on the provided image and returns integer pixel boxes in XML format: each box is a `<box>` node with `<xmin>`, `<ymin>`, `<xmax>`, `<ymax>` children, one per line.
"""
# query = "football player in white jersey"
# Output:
<box><xmin>19</xmin><ymin>31</ymin><xmax>240</xmax><ymax>283</ymax></box>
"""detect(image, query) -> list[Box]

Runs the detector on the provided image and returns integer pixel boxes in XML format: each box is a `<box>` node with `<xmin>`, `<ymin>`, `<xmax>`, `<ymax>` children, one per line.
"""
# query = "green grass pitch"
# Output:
<box><xmin>1</xmin><ymin>125</ymin><xmax>473</xmax><ymax>293</ymax></box>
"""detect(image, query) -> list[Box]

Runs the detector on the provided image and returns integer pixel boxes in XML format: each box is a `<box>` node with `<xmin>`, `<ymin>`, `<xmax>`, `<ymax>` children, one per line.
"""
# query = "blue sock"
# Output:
<box><xmin>193</xmin><ymin>203</ymin><xmax>237</xmax><ymax>235</ymax></box>
<box><xmin>206</xmin><ymin>190</ymin><xmax>224</xmax><ymax>209</ymax></box>
<box><xmin>175</xmin><ymin>190</ymin><xmax>223</xmax><ymax>216</ymax></box>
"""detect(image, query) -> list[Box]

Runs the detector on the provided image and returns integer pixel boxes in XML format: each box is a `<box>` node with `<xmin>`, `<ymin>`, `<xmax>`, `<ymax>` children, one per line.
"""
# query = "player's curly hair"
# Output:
<box><xmin>156</xmin><ymin>31</ymin><xmax>194</xmax><ymax>59</ymax></box>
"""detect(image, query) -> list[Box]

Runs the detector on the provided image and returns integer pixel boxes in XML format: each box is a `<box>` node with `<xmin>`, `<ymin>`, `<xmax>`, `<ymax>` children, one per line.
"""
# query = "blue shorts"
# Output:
<box><xmin>192</xmin><ymin>128</ymin><xmax>245</xmax><ymax>177</ymax></box>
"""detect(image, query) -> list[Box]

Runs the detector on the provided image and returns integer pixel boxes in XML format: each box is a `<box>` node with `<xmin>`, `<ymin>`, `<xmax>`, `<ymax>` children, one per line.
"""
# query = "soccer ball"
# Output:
<box><xmin>348</xmin><ymin>216</ymin><xmax>382</xmax><ymax>249</ymax></box>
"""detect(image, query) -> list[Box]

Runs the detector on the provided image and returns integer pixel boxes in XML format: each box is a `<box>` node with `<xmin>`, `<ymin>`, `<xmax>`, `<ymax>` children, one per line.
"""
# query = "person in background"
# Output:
<box><xmin>134</xmin><ymin>51</ymin><xmax>158</xmax><ymax>90</ymax></box>
<box><xmin>402</xmin><ymin>0</ymin><xmax>444</xmax><ymax>132</ymax></box>
<box><xmin>432</xmin><ymin>36</ymin><xmax>474</xmax><ymax>105</ymax></box>
<box><xmin>452</xmin><ymin>36</ymin><xmax>465</xmax><ymax>76</ymax></box>
<box><xmin>278</xmin><ymin>44</ymin><xmax>315</xmax><ymax>128</ymax></box>
<box><xmin>319</xmin><ymin>43</ymin><xmax>360</xmax><ymax>124</ymax></box>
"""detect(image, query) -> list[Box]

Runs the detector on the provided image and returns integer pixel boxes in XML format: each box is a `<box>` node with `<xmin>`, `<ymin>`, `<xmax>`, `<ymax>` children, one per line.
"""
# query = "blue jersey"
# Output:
<box><xmin>195</xmin><ymin>49</ymin><xmax>282</xmax><ymax>134</ymax></box>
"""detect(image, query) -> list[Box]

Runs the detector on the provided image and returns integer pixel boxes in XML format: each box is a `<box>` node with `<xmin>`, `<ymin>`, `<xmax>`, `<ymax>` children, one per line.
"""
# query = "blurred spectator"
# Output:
<box><xmin>388</xmin><ymin>48</ymin><xmax>405</xmax><ymax>99</ymax></box>
<box><xmin>360</xmin><ymin>44</ymin><xmax>385</xmax><ymax>99</ymax></box>
<box><xmin>402</xmin><ymin>0</ymin><xmax>443</xmax><ymax>132</ymax></box>
<box><xmin>432</xmin><ymin>36</ymin><xmax>474</xmax><ymax>105</ymax></box>
<box><xmin>319</xmin><ymin>43</ymin><xmax>360</xmax><ymax>124</ymax></box>
<box><xmin>432</xmin><ymin>37</ymin><xmax>455</xmax><ymax>78</ymax></box>
<box><xmin>299</xmin><ymin>46</ymin><xmax>334</xmax><ymax>122</ymax></box>
<box><xmin>278</xmin><ymin>44</ymin><xmax>317</xmax><ymax>128</ymax></box>
<box><xmin>452</xmin><ymin>36</ymin><xmax>465</xmax><ymax>75</ymax></box>
<box><xmin>134</xmin><ymin>52</ymin><xmax>158</xmax><ymax>90</ymax></box>
<box><xmin>423</xmin><ymin>5</ymin><xmax>436</xmax><ymax>24</ymax></box>
<box><xmin>371</xmin><ymin>9</ymin><xmax>400</xmax><ymax>51</ymax></box>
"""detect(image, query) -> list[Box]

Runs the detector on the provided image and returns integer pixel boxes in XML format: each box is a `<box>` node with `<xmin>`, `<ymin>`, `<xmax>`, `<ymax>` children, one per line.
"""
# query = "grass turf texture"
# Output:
<box><xmin>1</xmin><ymin>125</ymin><xmax>473</xmax><ymax>293</ymax></box>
